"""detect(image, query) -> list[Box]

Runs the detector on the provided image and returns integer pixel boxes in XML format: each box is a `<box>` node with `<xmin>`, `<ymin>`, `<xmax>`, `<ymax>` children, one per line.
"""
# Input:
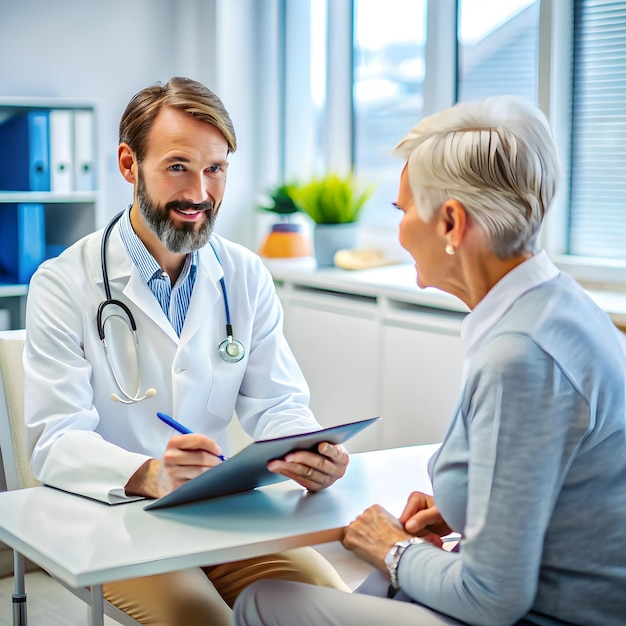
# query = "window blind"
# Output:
<box><xmin>569</xmin><ymin>0</ymin><xmax>626</xmax><ymax>258</ymax></box>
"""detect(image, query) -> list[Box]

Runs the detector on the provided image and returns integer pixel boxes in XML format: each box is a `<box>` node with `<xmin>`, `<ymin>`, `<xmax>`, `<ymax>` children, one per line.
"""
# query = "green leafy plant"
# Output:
<box><xmin>258</xmin><ymin>183</ymin><xmax>302</xmax><ymax>220</ymax></box>
<box><xmin>290</xmin><ymin>173</ymin><xmax>375</xmax><ymax>224</ymax></box>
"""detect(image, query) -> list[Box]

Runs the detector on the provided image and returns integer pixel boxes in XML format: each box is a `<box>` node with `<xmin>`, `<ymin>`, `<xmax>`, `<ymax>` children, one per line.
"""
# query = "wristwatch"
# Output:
<box><xmin>384</xmin><ymin>537</ymin><xmax>425</xmax><ymax>590</ymax></box>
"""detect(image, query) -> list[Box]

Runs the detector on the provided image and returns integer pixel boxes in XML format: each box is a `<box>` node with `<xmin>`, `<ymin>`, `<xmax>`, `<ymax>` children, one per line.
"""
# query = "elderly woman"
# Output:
<box><xmin>232</xmin><ymin>96</ymin><xmax>626</xmax><ymax>625</ymax></box>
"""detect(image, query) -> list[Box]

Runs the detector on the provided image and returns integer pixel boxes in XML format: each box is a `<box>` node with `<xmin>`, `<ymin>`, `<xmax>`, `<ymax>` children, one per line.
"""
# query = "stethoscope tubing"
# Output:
<box><xmin>209</xmin><ymin>241</ymin><xmax>233</xmax><ymax>332</ymax></box>
<box><xmin>98</xmin><ymin>209</ymin><xmax>245</xmax><ymax>404</ymax></box>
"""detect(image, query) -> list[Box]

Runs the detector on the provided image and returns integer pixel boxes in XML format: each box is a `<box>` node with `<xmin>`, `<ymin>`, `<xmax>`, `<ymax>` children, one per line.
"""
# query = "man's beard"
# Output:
<box><xmin>136</xmin><ymin>172</ymin><xmax>218</xmax><ymax>254</ymax></box>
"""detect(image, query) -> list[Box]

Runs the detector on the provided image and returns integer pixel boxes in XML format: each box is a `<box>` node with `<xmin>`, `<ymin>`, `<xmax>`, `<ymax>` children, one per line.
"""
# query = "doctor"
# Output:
<box><xmin>24</xmin><ymin>76</ymin><xmax>349</xmax><ymax>626</ymax></box>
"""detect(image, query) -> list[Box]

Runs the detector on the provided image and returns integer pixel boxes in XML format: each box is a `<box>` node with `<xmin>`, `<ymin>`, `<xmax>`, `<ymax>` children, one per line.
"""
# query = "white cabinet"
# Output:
<box><xmin>0</xmin><ymin>98</ymin><xmax>98</xmax><ymax>329</ymax></box>
<box><xmin>278</xmin><ymin>285</ymin><xmax>382</xmax><ymax>452</ymax></box>
<box><xmin>275</xmin><ymin>276</ymin><xmax>467</xmax><ymax>451</ymax></box>
<box><xmin>380</xmin><ymin>303</ymin><xmax>464</xmax><ymax>448</ymax></box>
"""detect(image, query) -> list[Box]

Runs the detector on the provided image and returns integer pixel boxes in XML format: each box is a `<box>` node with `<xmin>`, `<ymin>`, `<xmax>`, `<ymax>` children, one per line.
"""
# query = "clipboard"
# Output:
<box><xmin>144</xmin><ymin>416</ymin><xmax>380</xmax><ymax>510</ymax></box>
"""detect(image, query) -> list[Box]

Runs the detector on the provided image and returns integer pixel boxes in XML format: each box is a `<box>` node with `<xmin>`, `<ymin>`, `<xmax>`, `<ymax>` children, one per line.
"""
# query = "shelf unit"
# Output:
<box><xmin>0</xmin><ymin>97</ymin><xmax>98</xmax><ymax>329</ymax></box>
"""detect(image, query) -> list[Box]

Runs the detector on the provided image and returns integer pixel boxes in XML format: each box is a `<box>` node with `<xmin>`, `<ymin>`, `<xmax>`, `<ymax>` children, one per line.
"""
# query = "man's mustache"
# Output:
<box><xmin>166</xmin><ymin>200</ymin><xmax>214</xmax><ymax>213</ymax></box>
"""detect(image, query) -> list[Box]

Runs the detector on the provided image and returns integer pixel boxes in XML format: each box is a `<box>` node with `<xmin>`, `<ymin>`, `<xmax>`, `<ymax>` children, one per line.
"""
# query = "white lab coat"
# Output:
<box><xmin>24</xmin><ymin>221</ymin><xmax>319</xmax><ymax>503</ymax></box>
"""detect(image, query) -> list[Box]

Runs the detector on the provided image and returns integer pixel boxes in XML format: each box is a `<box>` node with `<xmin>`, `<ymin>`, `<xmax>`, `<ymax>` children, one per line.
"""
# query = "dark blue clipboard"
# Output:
<box><xmin>144</xmin><ymin>416</ymin><xmax>379</xmax><ymax>510</ymax></box>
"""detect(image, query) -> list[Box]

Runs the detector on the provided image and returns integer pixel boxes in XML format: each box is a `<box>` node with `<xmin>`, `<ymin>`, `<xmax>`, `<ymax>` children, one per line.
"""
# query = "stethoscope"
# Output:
<box><xmin>97</xmin><ymin>210</ymin><xmax>246</xmax><ymax>405</ymax></box>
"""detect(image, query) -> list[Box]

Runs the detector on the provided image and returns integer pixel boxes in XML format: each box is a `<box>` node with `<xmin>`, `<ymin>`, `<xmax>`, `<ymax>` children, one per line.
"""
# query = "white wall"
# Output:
<box><xmin>0</xmin><ymin>0</ymin><xmax>270</xmax><ymax>248</ymax></box>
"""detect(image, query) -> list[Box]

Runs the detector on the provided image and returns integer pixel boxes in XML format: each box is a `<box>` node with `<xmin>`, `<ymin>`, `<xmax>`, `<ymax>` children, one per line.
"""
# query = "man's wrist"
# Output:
<box><xmin>384</xmin><ymin>537</ymin><xmax>425</xmax><ymax>590</ymax></box>
<box><xmin>124</xmin><ymin>458</ymin><xmax>159</xmax><ymax>497</ymax></box>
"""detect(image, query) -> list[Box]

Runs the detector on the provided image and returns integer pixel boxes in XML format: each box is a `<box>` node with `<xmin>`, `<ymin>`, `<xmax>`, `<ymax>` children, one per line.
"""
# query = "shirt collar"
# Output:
<box><xmin>118</xmin><ymin>207</ymin><xmax>197</xmax><ymax>285</ymax></box>
<box><xmin>461</xmin><ymin>250</ymin><xmax>560</xmax><ymax>355</ymax></box>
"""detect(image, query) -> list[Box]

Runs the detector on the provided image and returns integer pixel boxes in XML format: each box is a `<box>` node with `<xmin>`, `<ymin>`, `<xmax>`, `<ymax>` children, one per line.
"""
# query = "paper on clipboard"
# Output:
<box><xmin>144</xmin><ymin>416</ymin><xmax>380</xmax><ymax>510</ymax></box>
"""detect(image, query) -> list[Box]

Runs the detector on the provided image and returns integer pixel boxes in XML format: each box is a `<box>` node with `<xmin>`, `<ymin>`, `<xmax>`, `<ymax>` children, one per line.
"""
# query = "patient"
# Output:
<box><xmin>232</xmin><ymin>96</ymin><xmax>626</xmax><ymax>625</ymax></box>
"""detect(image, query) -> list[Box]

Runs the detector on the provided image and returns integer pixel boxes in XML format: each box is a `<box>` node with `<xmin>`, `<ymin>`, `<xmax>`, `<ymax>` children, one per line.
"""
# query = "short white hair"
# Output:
<box><xmin>393</xmin><ymin>96</ymin><xmax>560</xmax><ymax>258</ymax></box>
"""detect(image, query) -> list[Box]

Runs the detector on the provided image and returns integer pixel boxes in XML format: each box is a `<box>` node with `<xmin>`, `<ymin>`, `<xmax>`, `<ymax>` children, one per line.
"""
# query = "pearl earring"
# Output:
<box><xmin>445</xmin><ymin>243</ymin><xmax>455</xmax><ymax>256</ymax></box>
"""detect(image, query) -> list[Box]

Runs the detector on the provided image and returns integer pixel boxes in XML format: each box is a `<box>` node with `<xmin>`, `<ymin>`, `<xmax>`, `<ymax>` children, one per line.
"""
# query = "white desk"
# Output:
<box><xmin>0</xmin><ymin>444</ymin><xmax>439</xmax><ymax>626</ymax></box>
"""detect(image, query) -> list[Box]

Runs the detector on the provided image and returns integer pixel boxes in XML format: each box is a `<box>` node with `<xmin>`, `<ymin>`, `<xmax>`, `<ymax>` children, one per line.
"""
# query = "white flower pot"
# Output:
<box><xmin>313</xmin><ymin>223</ymin><xmax>359</xmax><ymax>267</ymax></box>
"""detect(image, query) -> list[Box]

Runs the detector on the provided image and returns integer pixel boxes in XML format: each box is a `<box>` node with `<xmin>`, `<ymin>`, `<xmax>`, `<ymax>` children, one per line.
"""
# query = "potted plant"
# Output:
<box><xmin>291</xmin><ymin>173</ymin><xmax>375</xmax><ymax>266</ymax></box>
<box><xmin>257</xmin><ymin>183</ymin><xmax>312</xmax><ymax>259</ymax></box>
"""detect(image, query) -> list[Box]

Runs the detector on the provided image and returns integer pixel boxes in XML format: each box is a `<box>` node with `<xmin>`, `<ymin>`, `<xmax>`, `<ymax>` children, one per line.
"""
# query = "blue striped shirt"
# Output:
<box><xmin>118</xmin><ymin>208</ymin><xmax>197</xmax><ymax>337</ymax></box>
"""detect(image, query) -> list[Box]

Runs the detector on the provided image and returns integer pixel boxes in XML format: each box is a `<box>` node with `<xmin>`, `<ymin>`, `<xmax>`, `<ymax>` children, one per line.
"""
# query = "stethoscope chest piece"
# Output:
<box><xmin>219</xmin><ymin>336</ymin><xmax>245</xmax><ymax>363</ymax></box>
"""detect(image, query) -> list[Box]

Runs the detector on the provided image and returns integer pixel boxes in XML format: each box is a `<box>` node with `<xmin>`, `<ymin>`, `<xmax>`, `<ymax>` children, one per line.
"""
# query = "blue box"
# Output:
<box><xmin>0</xmin><ymin>203</ymin><xmax>46</xmax><ymax>283</ymax></box>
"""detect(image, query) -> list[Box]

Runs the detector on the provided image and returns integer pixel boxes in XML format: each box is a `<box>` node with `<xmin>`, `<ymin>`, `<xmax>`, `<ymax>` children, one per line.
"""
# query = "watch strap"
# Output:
<box><xmin>385</xmin><ymin>537</ymin><xmax>424</xmax><ymax>590</ymax></box>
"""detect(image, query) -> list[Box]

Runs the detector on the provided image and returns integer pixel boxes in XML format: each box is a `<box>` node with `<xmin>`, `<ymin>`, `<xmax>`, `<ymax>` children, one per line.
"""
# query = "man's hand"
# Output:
<box><xmin>267</xmin><ymin>442</ymin><xmax>349</xmax><ymax>491</ymax></box>
<box><xmin>125</xmin><ymin>434</ymin><xmax>225</xmax><ymax>498</ymax></box>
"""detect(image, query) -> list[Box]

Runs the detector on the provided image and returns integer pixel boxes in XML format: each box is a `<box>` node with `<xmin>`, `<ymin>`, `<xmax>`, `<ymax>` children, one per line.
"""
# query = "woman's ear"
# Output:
<box><xmin>439</xmin><ymin>199</ymin><xmax>467</xmax><ymax>250</ymax></box>
<box><xmin>118</xmin><ymin>143</ymin><xmax>137</xmax><ymax>184</ymax></box>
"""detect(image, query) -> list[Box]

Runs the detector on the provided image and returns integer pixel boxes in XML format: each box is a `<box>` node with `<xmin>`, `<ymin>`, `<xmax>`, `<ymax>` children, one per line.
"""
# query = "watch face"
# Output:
<box><xmin>385</xmin><ymin>540</ymin><xmax>408</xmax><ymax>565</ymax></box>
<box><xmin>385</xmin><ymin>539</ymin><xmax>422</xmax><ymax>566</ymax></box>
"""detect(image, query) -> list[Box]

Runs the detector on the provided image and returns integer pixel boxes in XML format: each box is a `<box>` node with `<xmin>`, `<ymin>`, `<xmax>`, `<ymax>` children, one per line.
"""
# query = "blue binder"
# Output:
<box><xmin>0</xmin><ymin>203</ymin><xmax>46</xmax><ymax>283</ymax></box>
<box><xmin>0</xmin><ymin>110</ymin><xmax>51</xmax><ymax>191</ymax></box>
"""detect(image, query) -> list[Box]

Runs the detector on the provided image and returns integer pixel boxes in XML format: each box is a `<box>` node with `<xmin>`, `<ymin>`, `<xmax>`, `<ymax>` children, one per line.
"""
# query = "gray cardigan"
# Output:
<box><xmin>399</xmin><ymin>254</ymin><xmax>626</xmax><ymax>625</ymax></box>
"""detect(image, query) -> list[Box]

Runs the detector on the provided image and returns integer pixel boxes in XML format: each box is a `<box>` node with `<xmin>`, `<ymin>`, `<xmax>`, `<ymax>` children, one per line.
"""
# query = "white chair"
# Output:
<box><xmin>0</xmin><ymin>329</ymin><xmax>140</xmax><ymax>626</ymax></box>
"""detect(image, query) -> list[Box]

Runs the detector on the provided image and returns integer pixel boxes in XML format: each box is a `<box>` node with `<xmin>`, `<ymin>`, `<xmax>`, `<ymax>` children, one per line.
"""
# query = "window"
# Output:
<box><xmin>568</xmin><ymin>0</ymin><xmax>626</xmax><ymax>260</ymax></box>
<box><xmin>353</xmin><ymin>0</ymin><xmax>427</xmax><ymax>227</ymax></box>
<box><xmin>457</xmin><ymin>0</ymin><xmax>540</xmax><ymax>103</ymax></box>
<box><xmin>283</xmin><ymin>0</ymin><xmax>626</xmax><ymax>282</ymax></box>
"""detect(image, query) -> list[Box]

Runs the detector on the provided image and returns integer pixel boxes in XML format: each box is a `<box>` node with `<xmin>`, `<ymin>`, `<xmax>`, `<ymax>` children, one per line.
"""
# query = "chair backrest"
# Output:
<box><xmin>0</xmin><ymin>329</ymin><xmax>142</xmax><ymax>625</ymax></box>
<box><xmin>0</xmin><ymin>329</ymin><xmax>39</xmax><ymax>490</ymax></box>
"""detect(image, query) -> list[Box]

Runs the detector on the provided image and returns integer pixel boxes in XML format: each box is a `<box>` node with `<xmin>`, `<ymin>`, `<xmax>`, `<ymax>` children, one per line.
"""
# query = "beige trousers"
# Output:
<box><xmin>103</xmin><ymin>547</ymin><xmax>349</xmax><ymax>626</ymax></box>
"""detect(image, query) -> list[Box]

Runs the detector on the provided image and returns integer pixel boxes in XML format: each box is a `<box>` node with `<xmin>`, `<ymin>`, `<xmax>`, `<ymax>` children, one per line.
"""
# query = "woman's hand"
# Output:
<box><xmin>342</xmin><ymin>505</ymin><xmax>412</xmax><ymax>572</ymax></box>
<box><xmin>267</xmin><ymin>442</ymin><xmax>349</xmax><ymax>492</ymax></box>
<box><xmin>399</xmin><ymin>491</ymin><xmax>452</xmax><ymax>538</ymax></box>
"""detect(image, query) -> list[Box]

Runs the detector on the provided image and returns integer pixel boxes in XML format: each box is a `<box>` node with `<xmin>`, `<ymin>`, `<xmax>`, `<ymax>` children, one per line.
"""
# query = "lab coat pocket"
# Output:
<box><xmin>205</xmin><ymin>357</ymin><xmax>246</xmax><ymax>422</ymax></box>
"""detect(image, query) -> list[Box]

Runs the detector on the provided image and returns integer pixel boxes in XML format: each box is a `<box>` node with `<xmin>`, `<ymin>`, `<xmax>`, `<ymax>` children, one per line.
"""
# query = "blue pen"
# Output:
<box><xmin>156</xmin><ymin>412</ymin><xmax>227</xmax><ymax>461</ymax></box>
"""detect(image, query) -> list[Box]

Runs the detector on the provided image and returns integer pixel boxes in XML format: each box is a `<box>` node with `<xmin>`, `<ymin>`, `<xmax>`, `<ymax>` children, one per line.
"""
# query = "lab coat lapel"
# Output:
<box><xmin>180</xmin><ymin>244</ymin><xmax>223</xmax><ymax>345</ymax></box>
<box><xmin>124</xmin><ymin>271</ymin><xmax>179</xmax><ymax>343</ymax></box>
<box><xmin>101</xmin><ymin>220</ymin><xmax>179</xmax><ymax>344</ymax></box>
